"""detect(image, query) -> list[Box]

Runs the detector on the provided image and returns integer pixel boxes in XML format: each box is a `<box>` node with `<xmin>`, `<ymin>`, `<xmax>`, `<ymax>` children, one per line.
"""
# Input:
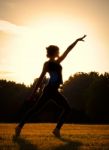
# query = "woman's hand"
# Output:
<box><xmin>77</xmin><ymin>35</ymin><xmax>87</xmax><ymax>42</ymax></box>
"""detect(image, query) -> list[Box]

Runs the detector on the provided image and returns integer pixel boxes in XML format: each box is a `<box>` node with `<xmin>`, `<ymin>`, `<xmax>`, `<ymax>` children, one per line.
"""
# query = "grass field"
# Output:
<box><xmin>0</xmin><ymin>123</ymin><xmax>109</xmax><ymax>150</ymax></box>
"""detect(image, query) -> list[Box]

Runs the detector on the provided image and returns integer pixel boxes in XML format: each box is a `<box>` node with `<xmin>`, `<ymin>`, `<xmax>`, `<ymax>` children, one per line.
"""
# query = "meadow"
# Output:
<box><xmin>0</xmin><ymin>123</ymin><xmax>109</xmax><ymax>150</ymax></box>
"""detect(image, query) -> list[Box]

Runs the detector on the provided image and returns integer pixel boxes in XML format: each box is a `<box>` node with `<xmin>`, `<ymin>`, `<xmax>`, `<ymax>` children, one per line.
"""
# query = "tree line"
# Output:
<box><xmin>0</xmin><ymin>71</ymin><xmax>109</xmax><ymax>123</ymax></box>
<box><xmin>62</xmin><ymin>72</ymin><xmax>109</xmax><ymax>123</ymax></box>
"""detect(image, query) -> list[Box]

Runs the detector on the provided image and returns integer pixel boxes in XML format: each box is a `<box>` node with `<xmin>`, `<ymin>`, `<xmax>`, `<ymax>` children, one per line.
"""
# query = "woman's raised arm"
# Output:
<box><xmin>57</xmin><ymin>35</ymin><xmax>86</xmax><ymax>63</ymax></box>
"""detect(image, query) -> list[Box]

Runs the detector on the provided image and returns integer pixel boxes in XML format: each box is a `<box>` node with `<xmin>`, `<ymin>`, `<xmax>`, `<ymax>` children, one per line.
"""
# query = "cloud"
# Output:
<box><xmin>0</xmin><ymin>20</ymin><xmax>28</xmax><ymax>34</ymax></box>
<box><xmin>0</xmin><ymin>71</ymin><xmax>13</xmax><ymax>75</ymax></box>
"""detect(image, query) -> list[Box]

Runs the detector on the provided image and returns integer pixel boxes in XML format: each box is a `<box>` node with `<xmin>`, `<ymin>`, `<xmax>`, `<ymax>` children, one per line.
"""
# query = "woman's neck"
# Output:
<box><xmin>49</xmin><ymin>55</ymin><xmax>60</xmax><ymax>62</ymax></box>
<box><xmin>49</xmin><ymin>58</ymin><xmax>55</xmax><ymax>61</ymax></box>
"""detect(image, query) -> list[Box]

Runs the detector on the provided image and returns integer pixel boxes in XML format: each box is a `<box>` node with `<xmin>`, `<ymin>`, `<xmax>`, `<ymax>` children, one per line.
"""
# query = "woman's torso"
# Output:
<box><xmin>46</xmin><ymin>60</ymin><xmax>63</xmax><ymax>88</ymax></box>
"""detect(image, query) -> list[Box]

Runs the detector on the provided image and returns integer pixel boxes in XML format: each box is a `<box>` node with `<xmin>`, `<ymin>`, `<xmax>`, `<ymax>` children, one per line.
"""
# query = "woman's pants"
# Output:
<box><xmin>19</xmin><ymin>86</ymin><xmax>71</xmax><ymax>130</ymax></box>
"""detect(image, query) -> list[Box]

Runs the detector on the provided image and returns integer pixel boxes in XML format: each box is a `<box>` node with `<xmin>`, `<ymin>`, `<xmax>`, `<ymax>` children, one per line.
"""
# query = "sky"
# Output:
<box><xmin>0</xmin><ymin>0</ymin><xmax>109</xmax><ymax>85</ymax></box>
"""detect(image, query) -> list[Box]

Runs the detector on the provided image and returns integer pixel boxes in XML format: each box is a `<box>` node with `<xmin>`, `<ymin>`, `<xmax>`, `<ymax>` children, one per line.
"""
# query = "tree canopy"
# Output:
<box><xmin>0</xmin><ymin>72</ymin><xmax>109</xmax><ymax>123</ymax></box>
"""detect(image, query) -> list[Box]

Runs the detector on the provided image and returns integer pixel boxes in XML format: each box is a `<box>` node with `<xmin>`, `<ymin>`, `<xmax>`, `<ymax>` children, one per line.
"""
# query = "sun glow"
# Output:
<box><xmin>4</xmin><ymin>17</ymin><xmax>102</xmax><ymax>85</ymax></box>
<box><xmin>0</xmin><ymin>0</ymin><xmax>109</xmax><ymax>86</ymax></box>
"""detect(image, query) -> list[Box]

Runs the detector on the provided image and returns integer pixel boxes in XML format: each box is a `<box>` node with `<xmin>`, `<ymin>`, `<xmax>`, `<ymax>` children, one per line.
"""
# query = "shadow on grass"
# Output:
<box><xmin>12</xmin><ymin>135</ymin><xmax>82</xmax><ymax>150</ymax></box>
<box><xmin>0</xmin><ymin>136</ymin><xmax>3</xmax><ymax>140</ymax></box>
<box><xmin>12</xmin><ymin>136</ymin><xmax>37</xmax><ymax>150</ymax></box>
<box><xmin>52</xmin><ymin>137</ymin><xmax>82</xmax><ymax>150</ymax></box>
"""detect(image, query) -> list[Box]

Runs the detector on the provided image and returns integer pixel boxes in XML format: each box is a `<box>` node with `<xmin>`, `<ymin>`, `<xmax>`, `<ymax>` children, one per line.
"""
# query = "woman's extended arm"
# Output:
<box><xmin>57</xmin><ymin>35</ymin><xmax>86</xmax><ymax>63</ymax></box>
<box><xmin>29</xmin><ymin>62</ymin><xmax>47</xmax><ymax>100</ymax></box>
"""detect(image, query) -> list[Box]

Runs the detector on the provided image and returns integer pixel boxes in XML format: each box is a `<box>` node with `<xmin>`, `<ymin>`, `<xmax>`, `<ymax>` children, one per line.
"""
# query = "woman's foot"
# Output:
<box><xmin>14</xmin><ymin>125</ymin><xmax>22</xmax><ymax>137</ymax></box>
<box><xmin>52</xmin><ymin>128</ymin><xmax>61</xmax><ymax>138</ymax></box>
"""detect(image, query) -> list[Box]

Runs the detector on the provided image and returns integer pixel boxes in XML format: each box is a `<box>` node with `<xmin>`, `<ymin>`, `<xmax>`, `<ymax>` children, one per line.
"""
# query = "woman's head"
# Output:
<box><xmin>46</xmin><ymin>45</ymin><xmax>59</xmax><ymax>58</ymax></box>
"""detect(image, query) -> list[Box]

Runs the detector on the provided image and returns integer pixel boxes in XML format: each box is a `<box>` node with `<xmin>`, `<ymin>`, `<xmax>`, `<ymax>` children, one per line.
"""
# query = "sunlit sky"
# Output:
<box><xmin>0</xmin><ymin>0</ymin><xmax>109</xmax><ymax>85</ymax></box>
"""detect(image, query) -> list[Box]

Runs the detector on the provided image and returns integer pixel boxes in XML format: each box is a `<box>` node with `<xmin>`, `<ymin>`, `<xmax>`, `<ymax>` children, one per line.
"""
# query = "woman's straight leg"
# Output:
<box><xmin>18</xmin><ymin>88</ymin><xmax>51</xmax><ymax>128</ymax></box>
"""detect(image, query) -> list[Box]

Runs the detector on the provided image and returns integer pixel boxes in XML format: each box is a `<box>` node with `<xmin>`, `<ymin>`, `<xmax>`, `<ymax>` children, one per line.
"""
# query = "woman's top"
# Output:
<box><xmin>46</xmin><ymin>60</ymin><xmax>63</xmax><ymax>88</ymax></box>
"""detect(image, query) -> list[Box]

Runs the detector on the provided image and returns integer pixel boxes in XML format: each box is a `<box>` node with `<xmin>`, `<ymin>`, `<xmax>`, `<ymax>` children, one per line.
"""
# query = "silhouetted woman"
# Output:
<box><xmin>15</xmin><ymin>35</ymin><xmax>86</xmax><ymax>137</ymax></box>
